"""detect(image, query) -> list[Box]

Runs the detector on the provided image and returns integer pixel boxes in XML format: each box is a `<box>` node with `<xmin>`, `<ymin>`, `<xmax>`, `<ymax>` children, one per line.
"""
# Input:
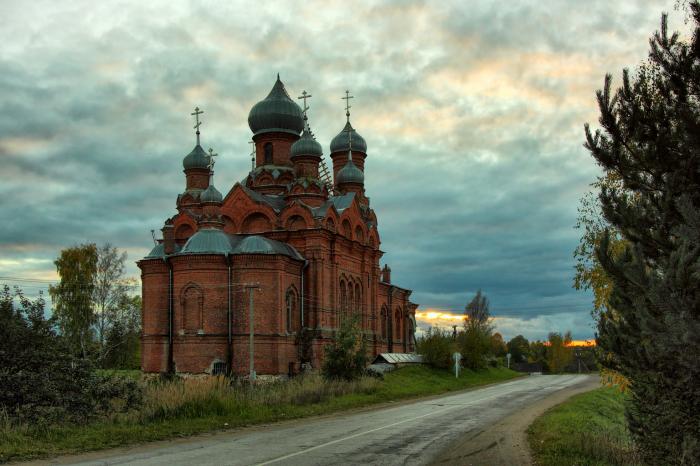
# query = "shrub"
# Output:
<box><xmin>417</xmin><ymin>327</ymin><xmax>454</xmax><ymax>369</ymax></box>
<box><xmin>322</xmin><ymin>316</ymin><xmax>368</xmax><ymax>381</ymax></box>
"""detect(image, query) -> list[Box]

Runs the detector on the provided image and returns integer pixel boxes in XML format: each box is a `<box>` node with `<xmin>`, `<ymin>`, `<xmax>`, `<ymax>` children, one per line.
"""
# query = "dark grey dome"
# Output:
<box><xmin>180</xmin><ymin>228</ymin><xmax>235</xmax><ymax>255</ymax></box>
<box><xmin>232</xmin><ymin>235</ymin><xmax>304</xmax><ymax>260</ymax></box>
<box><xmin>336</xmin><ymin>158</ymin><xmax>364</xmax><ymax>185</ymax></box>
<box><xmin>290</xmin><ymin>126</ymin><xmax>322</xmax><ymax>158</ymax></box>
<box><xmin>144</xmin><ymin>242</ymin><xmax>181</xmax><ymax>258</ymax></box>
<box><xmin>248</xmin><ymin>76</ymin><xmax>304</xmax><ymax>136</ymax></box>
<box><xmin>183</xmin><ymin>144</ymin><xmax>210</xmax><ymax>170</ymax></box>
<box><xmin>330</xmin><ymin>121</ymin><xmax>367</xmax><ymax>154</ymax></box>
<box><xmin>200</xmin><ymin>183</ymin><xmax>223</xmax><ymax>203</ymax></box>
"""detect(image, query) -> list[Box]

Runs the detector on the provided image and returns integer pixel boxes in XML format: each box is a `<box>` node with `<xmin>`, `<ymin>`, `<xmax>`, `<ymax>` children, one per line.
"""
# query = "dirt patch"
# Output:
<box><xmin>430</xmin><ymin>375</ymin><xmax>600</xmax><ymax>466</ymax></box>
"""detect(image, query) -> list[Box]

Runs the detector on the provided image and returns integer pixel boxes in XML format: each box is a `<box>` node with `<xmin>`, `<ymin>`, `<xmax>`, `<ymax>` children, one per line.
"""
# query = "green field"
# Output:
<box><xmin>528</xmin><ymin>387</ymin><xmax>639</xmax><ymax>466</ymax></box>
<box><xmin>0</xmin><ymin>366</ymin><xmax>522</xmax><ymax>462</ymax></box>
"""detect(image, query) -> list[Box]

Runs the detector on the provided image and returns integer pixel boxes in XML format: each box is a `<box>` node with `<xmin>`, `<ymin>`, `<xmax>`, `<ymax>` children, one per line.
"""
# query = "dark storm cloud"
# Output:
<box><xmin>0</xmin><ymin>0</ymin><xmax>683</xmax><ymax>340</ymax></box>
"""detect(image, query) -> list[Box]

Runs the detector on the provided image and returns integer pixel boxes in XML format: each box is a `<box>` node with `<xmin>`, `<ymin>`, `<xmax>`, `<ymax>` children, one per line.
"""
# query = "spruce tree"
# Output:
<box><xmin>585</xmin><ymin>4</ymin><xmax>700</xmax><ymax>463</ymax></box>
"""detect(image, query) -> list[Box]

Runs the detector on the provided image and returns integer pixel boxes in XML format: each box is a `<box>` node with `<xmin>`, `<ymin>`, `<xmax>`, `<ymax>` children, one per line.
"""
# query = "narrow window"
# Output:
<box><xmin>264</xmin><ymin>143</ymin><xmax>273</xmax><ymax>164</ymax></box>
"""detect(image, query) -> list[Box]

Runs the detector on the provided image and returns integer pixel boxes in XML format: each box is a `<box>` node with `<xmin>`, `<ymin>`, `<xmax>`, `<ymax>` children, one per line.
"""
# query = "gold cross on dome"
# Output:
<box><xmin>297</xmin><ymin>90</ymin><xmax>312</xmax><ymax>115</ymax></box>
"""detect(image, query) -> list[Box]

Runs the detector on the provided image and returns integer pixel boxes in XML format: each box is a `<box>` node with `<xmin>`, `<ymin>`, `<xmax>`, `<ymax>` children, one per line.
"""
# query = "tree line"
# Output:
<box><xmin>417</xmin><ymin>290</ymin><xmax>591</xmax><ymax>373</ymax></box>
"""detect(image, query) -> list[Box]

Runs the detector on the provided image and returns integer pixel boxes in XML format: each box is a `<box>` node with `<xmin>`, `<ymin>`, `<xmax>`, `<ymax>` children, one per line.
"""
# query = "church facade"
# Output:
<box><xmin>138</xmin><ymin>77</ymin><xmax>417</xmax><ymax>376</ymax></box>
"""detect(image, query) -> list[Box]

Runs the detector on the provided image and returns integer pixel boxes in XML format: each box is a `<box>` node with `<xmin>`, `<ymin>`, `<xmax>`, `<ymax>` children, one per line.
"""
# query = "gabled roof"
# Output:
<box><xmin>372</xmin><ymin>353</ymin><xmax>423</xmax><ymax>365</ymax></box>
<box><xmin>312</xmin><ymin>192</ymin><xmax>356</xmax><ymax>218</ymax></box>
<box><xmin>241</xmin><ymin>185</ymin><xmax>287</xmax><ymax>212</ymax></box>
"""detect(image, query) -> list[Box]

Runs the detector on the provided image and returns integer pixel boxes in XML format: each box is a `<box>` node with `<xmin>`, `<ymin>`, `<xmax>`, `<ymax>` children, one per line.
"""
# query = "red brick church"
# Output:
<box><xmin>138</xmin><ymin>76</ymin><xmax>417</xmax><ymax>376</ymax></box>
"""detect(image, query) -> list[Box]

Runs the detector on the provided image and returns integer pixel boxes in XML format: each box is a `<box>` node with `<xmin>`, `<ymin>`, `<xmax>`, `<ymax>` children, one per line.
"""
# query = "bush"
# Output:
<box><xmin>0</xmin><ymin>285</ymin><xmax>143</xmax><ymax>425</ymax></box>
<box><xmin>322</xmin><ymin>316</ymin><xmax>368</xmax><ymax>381</ymax></box>
<box><xmin>417</xmin><ymin>327</ymin><xmax>454</xmax><ymax>369</ymax></box>
<box><xmin>459</xmin><ymin>323</ymin><xmax>492</xmax><ymax>370</ymax></box>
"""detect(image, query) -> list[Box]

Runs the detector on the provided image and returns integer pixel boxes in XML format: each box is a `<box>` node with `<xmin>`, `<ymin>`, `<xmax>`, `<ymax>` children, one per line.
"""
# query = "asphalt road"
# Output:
<box><xmin>47</xmin><ymin>374</ymin><xmax>594</xmax><ymax>466</ymax></box>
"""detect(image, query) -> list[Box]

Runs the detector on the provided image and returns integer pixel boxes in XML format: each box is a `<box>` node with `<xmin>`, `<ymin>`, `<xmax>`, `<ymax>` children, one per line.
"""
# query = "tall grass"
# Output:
<box><xmin>139</xmin><ymin>374</ymin><xmax>380</xmax><ymax>422</ymax></box>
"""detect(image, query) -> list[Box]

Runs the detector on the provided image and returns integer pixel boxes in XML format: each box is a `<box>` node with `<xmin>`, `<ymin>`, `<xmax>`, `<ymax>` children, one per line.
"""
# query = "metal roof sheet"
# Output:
<box><xmin>372</xmin><ymin>353</ymin><xmax>424</xmax><ymax>365</ymax></box>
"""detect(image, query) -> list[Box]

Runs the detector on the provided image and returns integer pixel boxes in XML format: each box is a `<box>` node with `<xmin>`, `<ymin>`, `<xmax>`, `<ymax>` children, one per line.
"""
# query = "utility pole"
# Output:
<box><xmin>245</xmin><ymin>283</ymin><xmax>261</xmax><ymax>381</ymax></box>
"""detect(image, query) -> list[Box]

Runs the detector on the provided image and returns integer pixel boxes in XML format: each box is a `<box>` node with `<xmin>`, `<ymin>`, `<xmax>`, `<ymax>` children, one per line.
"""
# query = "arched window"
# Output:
<box><xmin>339</xmin><ymin>280</ymin><xmax>347</xmax><ymax>325</ymax></box>
<box><xmin>264</xmin><ymin>143</ymin><xmax>273</xmax><ymax>164</ymax></box>
<box><xmin>286</xmin><ymin>287</ymin><xmax>299</xmax><ymax>333</ymax></box>
<box><xmin>395</xmin><ymin>308</ymin><xmax>403</xmax><ymax>341</ymax></box>
<box><xmin>347</xmin><ymin>286</ymin><xmax>354</xmax><ymax>320</ymax></box>
<box><xmin>380</xmin><ymin>305</ymin><xmax>389</xmax><ymax>340</ymax></box>
<box><xmin>180</xmin><ymin>284</ymin><xmax>203</xmax><ymax>333</ymax></box>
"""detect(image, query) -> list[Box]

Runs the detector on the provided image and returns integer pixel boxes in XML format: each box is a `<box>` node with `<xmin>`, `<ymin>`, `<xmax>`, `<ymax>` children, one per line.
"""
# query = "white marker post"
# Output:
<box><xmin>453</xmin><ymin>352</ymin><xmax>462</xmax><ymax>379</ymax></box>
<box><xmin>507</xmin><ymin>352</ymin><xmax>511</xmax><ymax>369</ymax></box>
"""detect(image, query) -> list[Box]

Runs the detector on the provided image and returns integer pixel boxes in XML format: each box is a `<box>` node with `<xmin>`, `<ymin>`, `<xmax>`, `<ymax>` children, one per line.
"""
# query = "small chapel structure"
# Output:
<box><xmin>138</xmin><ymin>76</ymin><xmax>417</xmax><ymax>376</ymax></box>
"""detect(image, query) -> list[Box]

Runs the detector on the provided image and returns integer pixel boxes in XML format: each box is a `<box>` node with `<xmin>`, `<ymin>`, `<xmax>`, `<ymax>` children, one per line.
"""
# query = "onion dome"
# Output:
<box><xmin>336</xmin><ymin>158</ymin><xmax>364</xmax><ymax>185</ymax></box>
<box><xmin>290</xmin><ymin>125</ymin><xmax>323</xmax><ymax>159</ymax></box>
<box><xmin>248</xmin><ymin>75</ymin><xmax>305</xmax><ymax>136</ymax></box>
<box><xmin>200</xmin><ymin>182</ymin><xmax>223</xmax><ymax>203</ymax></box>
<box><xmin>183</xmin><ymin>144</ymin><xmax>210</xmax><ymax>170</ymax></box>
<box><xmin>330</xmin><ymin>121</ymin><xmax>367</xmax><ymax>153</ymax></box>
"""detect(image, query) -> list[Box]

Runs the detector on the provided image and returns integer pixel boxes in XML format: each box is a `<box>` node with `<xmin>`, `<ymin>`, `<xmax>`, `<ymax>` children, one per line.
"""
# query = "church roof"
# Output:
<box><xmin>233</xmin><ymin>235</ymin><xmax>304</xmax><ymax>260</ymax></box>
<box><xmin>163</xmin><ymin>228</ymin><xmax>304</xmax><ymax>260</ymax></box>
<box><xmin>241</xmin><ymin>185</ymin><xmax>287</xmax><ymax>212</ymax></box>
<box><xmin>336</xmin><ymin>158</ymin><xmax>364</xmax><ymax>185</ymax></box>
<box><xmin>313</xmin><ymin>192</ymin><xmax>356</xmax><ymax>217</ymax></box>
<box><xmin>248</xmin><ymin>75</ymin><xmax>305</xmax><ymax>136</ymax></box>
<box><xmin>183</xmin><ymin>144</ymin><xmax>210</xmax><ymax>170</ymax></box>
<box><xmin>180</xmin><ymin>228</ymin><xmax>237</xmax><ymax>255</ymax></box>
<box><xmin>145</xmin><ymin>242</ymin><xmax>181</xmax><ymax>258</ymax></box>
<box><xmin>330</xmin><ymin>121</ymin><xmax>367</xmax><ymax>154</ymax></box>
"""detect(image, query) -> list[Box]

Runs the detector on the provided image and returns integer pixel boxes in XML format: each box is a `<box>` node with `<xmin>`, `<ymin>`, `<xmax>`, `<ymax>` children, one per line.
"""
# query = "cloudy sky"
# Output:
<box><xmin>0</xmin><ymin>0</ymin><xmax>687</xmax><ymax>341</ymax></box>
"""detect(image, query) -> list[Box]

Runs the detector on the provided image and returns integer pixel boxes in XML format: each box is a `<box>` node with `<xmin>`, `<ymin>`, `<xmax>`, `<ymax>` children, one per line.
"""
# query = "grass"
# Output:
<box><xmin>528</xmin><ymin>387</ymin><xmax>640</xmax><ymax>466</ymax></box>
<box><xmin>0</xmin><ymin>366</ymin><xmax>521</xmax><ymax>462</ymax></box>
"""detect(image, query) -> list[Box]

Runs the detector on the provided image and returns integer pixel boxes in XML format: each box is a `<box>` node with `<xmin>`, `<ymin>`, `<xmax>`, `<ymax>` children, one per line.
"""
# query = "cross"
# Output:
<box><xmin>207</xmin><ymin>147</ymin><xmax>218</xmax><ymax>170</ymax></box>
<box><xmin>341</xmin><ymin>90</ymin><xmax>354</xmax><ymax>121</ymax></box>
<box><xmin>297</xmin><ymin>90</ymin><xmax>312</xmax><ymax>116</ymax></box>
<box><xmin>191</xmin><ymin>107</ymin><xmax>204</xmax><ymax>144</ymax></box>
<box><xmin>249</xmin><ymin>141</ymin><xmax>256</xmax><ymax>170</ymax></box>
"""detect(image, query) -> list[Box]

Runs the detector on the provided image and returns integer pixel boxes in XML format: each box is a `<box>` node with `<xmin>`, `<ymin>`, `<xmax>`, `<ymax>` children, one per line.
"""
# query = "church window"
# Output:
<box><xmin>286</xmin><ymin>287</ymin><xmax>299</xmax><ymax>333</ymax></box>
<box><xmin>395</xmin><ymin>308</ymin><xmax>403</xmax><ymax>341</ymax></box>
<box><xmin>181</xmin><ymin>284</ymin><xmax>204</xmax><ymax>333</ymax></box>
<box><xmin>339</xmin><ymin>280</ymin><xmax>347</xmax><ymax>324</ymax></box>
<box><xmin>380</xmin><ymin>305</ymin><xmax>389</xmax><ymax>340</ymax></box>
<box><xmin>264</xmin><ymin>143</ymin><xmax>273</xmax><ymax>164</ymax></box>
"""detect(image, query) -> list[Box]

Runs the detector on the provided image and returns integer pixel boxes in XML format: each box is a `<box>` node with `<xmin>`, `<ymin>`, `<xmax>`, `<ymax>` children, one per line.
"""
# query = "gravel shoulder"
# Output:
<box><xmin>430</xmin><ymin>374</ymin><xmax>600</xmax><ymax>466</ymax></box>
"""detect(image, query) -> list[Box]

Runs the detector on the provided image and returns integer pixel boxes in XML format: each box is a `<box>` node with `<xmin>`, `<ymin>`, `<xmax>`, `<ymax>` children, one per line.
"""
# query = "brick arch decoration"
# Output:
<box><xmin>241</xmin><ymin>212</ymin><xmax>273</xmax><ymax>233</ymax></box>
<box><xmin>354</xmin><ymin>225</ymin><xmax>365</xmax><ymax>244</ymax></box>
<box><xmin>341</xmin><ymin>219</ymin><xmax>352</xmax><ymax>239</ymax></box>
<box><xmin>222</xmin><ymin>215</ymin><xmax>236</xmax><ymax>233</ymax></box>
<box><xmin>175</xmin><ymin>223</ymin><xmax>195</xmax><ymax>242</ymax></box>
<box><xmin>280</xmin><ymin>203</ymin><xmax>314</xmax><ymax>231</ymax></box>
<box><xmin>180</xmin><ymin>283</ymin><xmax>204</xmax><ymax>333</ymax></box>
<box><xmin>338</xmin><ymin>278</ymin><xmax>347</xmax><ymax>326</ymax></box>
<box><xmin>368</xmin><ymin>229</ymin><xmax>379</xmax><ymax>249</ymax></box>
<box><xmin>324</xmin><ymin>208</ymin><xmax>339</xmax><ymax>232</ymax></box>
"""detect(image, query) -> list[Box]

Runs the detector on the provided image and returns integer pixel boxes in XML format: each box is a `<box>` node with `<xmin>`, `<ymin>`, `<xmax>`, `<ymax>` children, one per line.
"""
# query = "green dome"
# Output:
<box><xmin>336</xmin><ymin>158</ymin><xmax>364</xmax><ymax>185</ymax></box>
<box><xmin>200</xmin><ymin>183</ymin><xmax>223</xmax><ymax>203</ymax></box>
<box><xmin>248</xmin><ymin>76</ymin><xmax>304</xmax><ymax>136</ymax></box>
<box><xmin>330</xmin><ymin>121</ymin><xmax>367</xmax><ymax>154</ymax></box>
<box><xmin>291</xmin><ymin>125</ymin><xmax>322</xmax><ymax>159</ymax></box>
<box><xmin>180</xmin><ymin>228</ymin><xmax>235</xmax><ymax>255</ymax></box>
<box><xmin>183</xmin><ymin>144</ymin><xmax>210</xmax><ymax>170</ymax></box>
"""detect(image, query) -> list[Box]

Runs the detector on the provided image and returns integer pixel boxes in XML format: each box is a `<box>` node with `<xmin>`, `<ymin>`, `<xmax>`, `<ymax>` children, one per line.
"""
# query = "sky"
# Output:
<box><xmin>0</xmin><ymin>0</ymin><xmax>688</xmax><ymax>341</ymax></box>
